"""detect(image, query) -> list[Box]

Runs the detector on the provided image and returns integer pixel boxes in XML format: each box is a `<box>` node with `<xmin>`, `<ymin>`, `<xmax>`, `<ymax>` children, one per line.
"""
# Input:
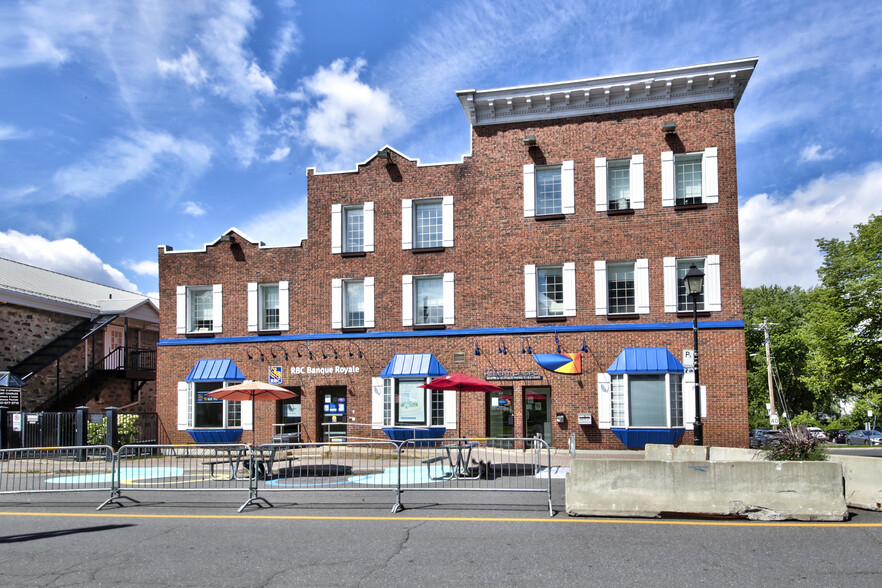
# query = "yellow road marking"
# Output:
<box><xmin>0</xmin><ymin>511</ymin><xmax>879</xmax><ymax>526</ymax></box>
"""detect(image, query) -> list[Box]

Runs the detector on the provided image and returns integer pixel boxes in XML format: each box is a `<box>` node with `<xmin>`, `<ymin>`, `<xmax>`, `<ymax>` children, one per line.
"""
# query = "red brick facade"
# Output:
<box><xmin>158</xmin><ymin>69</ymin><xmax>750</xmax><ymax>449</ymax></box>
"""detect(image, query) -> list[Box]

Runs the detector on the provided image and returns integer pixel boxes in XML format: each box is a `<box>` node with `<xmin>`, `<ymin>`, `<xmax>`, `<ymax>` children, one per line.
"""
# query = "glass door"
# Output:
<box><xmin>318</xmin><ymin>387</ymin><xmax>347</xmax><ymax>442</ymax></box>
<box><xmin>524</xmin><ymin>387</ymin><xmax>551</xmax><ymax>440</ymax></box>
<box><xmin>487</xmin><ymin>388</ymin><xmax>514</xmax><ymax>447</ymax></box>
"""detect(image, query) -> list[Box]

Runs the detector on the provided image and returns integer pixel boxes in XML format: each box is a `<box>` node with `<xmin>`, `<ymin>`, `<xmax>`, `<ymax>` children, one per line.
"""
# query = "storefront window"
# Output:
<box><xmin>192</xmin><ymin>381</ymin><xmax>241</xmax><ymax>428</ymax></box>
<box><xmin>397</xmin><ymin>379</ymin><xmax>426</xmax><ymax>424</ymax></box>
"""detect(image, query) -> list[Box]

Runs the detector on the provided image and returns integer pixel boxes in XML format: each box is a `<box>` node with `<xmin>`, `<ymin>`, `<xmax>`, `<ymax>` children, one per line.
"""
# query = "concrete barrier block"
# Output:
<box><xmin>566</xmin><ymin>459</ymin><xmax>848</xmax><ymax>521</ymax></box>
<box><xmin>708</xmin><ymin>446</ymin><xmax>762</xmax><ymax>461</ymax></box>
<box><xmin>828</xmin><ymin>454</ymin><xmax>882</xmax><ymax>511</ymax></box>
<box><xmin>643</xmin><ymin>444</ymin><xmax>674</xmax><ymax>461</ymax></box>
<box><xmin>644</xmin><ymin>444</ymin><xmax>710</xmax><ymax>461</ymax></box>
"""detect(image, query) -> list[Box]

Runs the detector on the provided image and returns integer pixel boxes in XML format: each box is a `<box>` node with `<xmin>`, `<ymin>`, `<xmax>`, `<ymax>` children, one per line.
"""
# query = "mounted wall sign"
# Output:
<box><xmin>533</xmin><ymin>353</ymin><xmax>581</xmax><ymax>374</ymax></box>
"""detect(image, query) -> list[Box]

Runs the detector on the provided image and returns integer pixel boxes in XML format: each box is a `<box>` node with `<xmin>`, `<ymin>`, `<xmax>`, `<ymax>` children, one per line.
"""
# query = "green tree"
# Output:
<box><xmin>742</xmin><ymin>286</ymin><xmax>817</xmax><ymax>428</ymax></box>
<box><xmin>804</xmin><ymin>213</ymin><xmax>882</xmax><ymax>403</ymax></box>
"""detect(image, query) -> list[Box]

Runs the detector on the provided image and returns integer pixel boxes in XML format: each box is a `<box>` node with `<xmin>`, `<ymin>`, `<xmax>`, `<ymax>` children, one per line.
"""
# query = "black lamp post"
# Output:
<box><xmin>683</xmin><ymin>263</ymin><xmax>705</xmax><ymax>446</ymax></box>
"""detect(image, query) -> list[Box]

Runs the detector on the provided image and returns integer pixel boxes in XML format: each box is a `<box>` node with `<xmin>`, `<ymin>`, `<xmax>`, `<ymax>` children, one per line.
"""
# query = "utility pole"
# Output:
<box><xmin>761</xmin><ymin>318</ymin><xmax>778</xmax><ymax>430</ymax></box>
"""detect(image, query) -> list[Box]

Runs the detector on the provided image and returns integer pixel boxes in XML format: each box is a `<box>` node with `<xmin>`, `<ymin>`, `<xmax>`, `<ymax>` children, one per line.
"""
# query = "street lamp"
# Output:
<box><xmin>683</xmin><ymin>263</ymin><xmax>705</xmax><ymax>446</ymax></box>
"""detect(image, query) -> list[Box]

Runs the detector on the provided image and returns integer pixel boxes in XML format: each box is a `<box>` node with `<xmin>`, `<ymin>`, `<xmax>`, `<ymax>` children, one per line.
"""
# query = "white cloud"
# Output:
<box><xmin>0</xmin><ymin>185</ymin><xmax>39</xmax><ymax>203</ymax></box>
<box><xmin>739</xmin><ymin>163</ymin><xmax>882</xmax><ymax>288</ymax></box>
<box><xmin>799</xmin><ymin>143</ymin><xmax>836</xmax><ymax>163</ymax></box>
<box><xmin>239</xmin><ymin>198</ymin><xmax>308</xmax><ymax>248</ymax></box>
<box><xmin>0</xmin><ymin>230</ymin><xmax>138</xmax><ymax>291</ymax></box>
<box><xmin>124</xmin><ymin>259</ymin><xmax>159</xmax><ymax>277</ymax></box>
<box><xmin>302</xmin><ymin>58</ymin><xmax>403</xmax><ymax>166</ymax></box>
<box><xmin>0</xmin><ymin>124</ymin><xmax>31</xmax><ymax>141</ymax></box>
<box><xmin>53</xmin><ymin>129</ymin><xmax>211</xmax><ymax>198</ymax></box>
<box><xmin>182</xmin><ymin>201</ymin><xmax>207</xmax><ymax>216</ymax></box>
<box><xmin>270</xmin><ymin>21</ymin><xmax>300</xmax><ymax>75</ymax></box>
<box><xmin>267</xmin><ymin>146</ymin><xmax>290</xmax><ymax>162</ymax></box>
<box><xmin>157</xmin><ymin>48</ymin><xmax>208</xmax><ymax>86</ymax></box>
<box><xmin>228</xmin><ymin>113</ymin><xmax>261</xmax><ymax>167</ymax></box>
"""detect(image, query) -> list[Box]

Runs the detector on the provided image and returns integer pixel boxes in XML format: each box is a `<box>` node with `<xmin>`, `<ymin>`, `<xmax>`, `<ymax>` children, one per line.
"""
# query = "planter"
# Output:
<box><xmin>186</xmin><ymin>429</ymin><xmax>243</xmax><ymax>444</ymax></box>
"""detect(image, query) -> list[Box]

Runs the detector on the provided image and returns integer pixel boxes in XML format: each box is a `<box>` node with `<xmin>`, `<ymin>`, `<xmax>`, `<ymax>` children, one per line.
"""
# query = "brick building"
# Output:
<box><xmin>157</xmin><ymin>58</ymin><xmax>756</xmax><ymax>449</ymax></box>
<box><xmin>0</xmin><ymin>257</ymin><xmax>158</xmax><ymax>413</ymax></box>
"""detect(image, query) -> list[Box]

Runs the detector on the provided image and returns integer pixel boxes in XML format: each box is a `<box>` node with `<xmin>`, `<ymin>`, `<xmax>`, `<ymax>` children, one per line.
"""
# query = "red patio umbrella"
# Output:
<box><xmin>418</xmin><ymin>373</ymin><xmax>502</xmax><ymax>437</ymax></box>
<box><xmin>208</xmin><ymin>380</ymin><xmax>298</xmax><ymax>446</ymax></box>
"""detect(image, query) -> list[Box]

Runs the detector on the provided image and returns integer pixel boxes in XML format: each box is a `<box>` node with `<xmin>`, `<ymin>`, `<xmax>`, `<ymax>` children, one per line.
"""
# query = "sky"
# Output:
<box><xmin>1</xmin><ymin>0</ymin><xmax>881</xmax><ymax>299</ymax></box>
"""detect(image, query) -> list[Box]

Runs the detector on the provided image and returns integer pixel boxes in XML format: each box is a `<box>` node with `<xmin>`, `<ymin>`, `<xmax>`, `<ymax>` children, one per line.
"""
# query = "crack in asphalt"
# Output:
<box><xmin>358</xmin><ymin>521</ymin><xmax>426</xmax><ymax>587</ymax></box>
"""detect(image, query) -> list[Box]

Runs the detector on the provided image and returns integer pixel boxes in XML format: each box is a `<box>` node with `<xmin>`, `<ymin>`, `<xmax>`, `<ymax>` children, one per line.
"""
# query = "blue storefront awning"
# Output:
<box><xmin>186</xmin><ymin>359</ymin><xmax>246</xmax><ymax>382</ymax></box>
<box><xmin>607</xmin><ymin>347</ymin><xmax>684</xmax><ymax>374</ymax></box>
<box><xmin>380</xmin><ymin>353</ymin><xmax>448</xmax><ymax>378</ymax></box>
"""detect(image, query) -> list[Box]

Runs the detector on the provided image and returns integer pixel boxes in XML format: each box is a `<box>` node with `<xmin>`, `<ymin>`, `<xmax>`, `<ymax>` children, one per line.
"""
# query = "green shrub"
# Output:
<box><xmin>763</xmin><ymin>425</ymin><xmax>828</xmax><ymax>461</ymax></box>
<box><xmin>87</xmin><ymin>414</ymin><xmax>141</xmax><ymax>446</ymax></box>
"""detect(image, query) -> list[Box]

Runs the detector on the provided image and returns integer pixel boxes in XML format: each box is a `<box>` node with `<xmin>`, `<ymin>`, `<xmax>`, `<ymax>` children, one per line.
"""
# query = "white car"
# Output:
<box><xmin>806</xmin><ymin>427</ymin><xmax>827</xmax><ymax>441</ymax></box>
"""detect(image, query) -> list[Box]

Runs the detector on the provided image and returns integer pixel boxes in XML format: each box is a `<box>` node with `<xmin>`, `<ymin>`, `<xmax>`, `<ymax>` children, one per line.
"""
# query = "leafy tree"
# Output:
<box><xmin>804</xmin><ymin>213</ymin><xmax>882</xmax><ymax>403</ymax></box>
<box><xmin>742</xmin><ymin>286</ymin><xmax>816</xmax><ymax>428</ymax></box>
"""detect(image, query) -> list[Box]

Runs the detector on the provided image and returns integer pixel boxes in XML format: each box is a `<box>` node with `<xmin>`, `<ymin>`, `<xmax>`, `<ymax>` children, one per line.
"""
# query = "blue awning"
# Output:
<box><xmin>380</xmin><ymin>353</ymin><xmax>448</xmax><ymax>378</ymax></box>
<box><xmin>607</xmin><ymin>347</ymin><xmax>684</xmax><ymax>374</ymax></box>
<box><xmin>186</xmin><ymin>359</ymin><xmax>246</xmax><ymax>382</ymax></box>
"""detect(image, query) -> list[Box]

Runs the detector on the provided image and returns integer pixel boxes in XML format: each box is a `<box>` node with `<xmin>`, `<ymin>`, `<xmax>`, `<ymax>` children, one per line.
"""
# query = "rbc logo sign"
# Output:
<box><xmin>268</xmin><ymin>366</ymin><xmax>283</xmax><ymax>385</ymax></box>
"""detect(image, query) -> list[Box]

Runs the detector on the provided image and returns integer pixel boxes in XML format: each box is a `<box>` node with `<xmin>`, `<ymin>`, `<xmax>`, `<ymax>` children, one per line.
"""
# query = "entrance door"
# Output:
<box><xmin>104</xmin><ymin>326</ymin><xmax>124</xmax><ymax>369</ymax></box>
<box><xmin>487</xmin><ymin>388</ymin><xmax>514</xmax><ymax>446</ymax></box>
<box><xmin>318</xmin><ymin>387</ymin><xmax>347</xmax><ymax>442</ymax></box>
<box><xmin>276</xmin><ymin>391</ymin><xmax>301</xmax><ymax>442</ymax></box>
<box><xmin>524</xmin><ymin>387</ymin><xmax>551</xmax><ymax>440</ymax></box>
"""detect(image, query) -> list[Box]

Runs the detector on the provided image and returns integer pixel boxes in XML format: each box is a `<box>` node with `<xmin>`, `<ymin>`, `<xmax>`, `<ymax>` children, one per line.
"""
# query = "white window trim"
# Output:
<box><xmin>524</xmin><ymin>265</ymin><xmax>537</xmax><ymax>318</ymax></box>
<box><xmin>332</xmin><ymin>203</ymin><xmax>374</xmax><ymax>254</ymax></box>
<box><xmin>682</xmin><ymin>369</ymin><xmax>707</xmax><ymax>430</ymax></box>
<box><xmin>178</xmin><ymin>381</ymin><xmax>250</xmax><ymax>431</ymax></box>
<box><xmin>563</xmin><ymin>262</ymin><xmax>576</xmax><ymax>316</ymax></box>
<box><xmin>176</xmin><ymin>284</ymin><xmax>222</xmax><ymax>334</ymax></box>
<box><xmin>663</xmin><ymin>255</ymin><xmax>721</xmax><ymax>313</ymax></box>
<box><xmin>332</xmin><ymin>277</ymin><xmax>375</xmax><ymax>329</ymax></box>
<box><xmin>404</xmin><ymin>197</ymin><xmax>453</xmax><ymax>250</ymax></box>
<box><xmin>524</xmin><ymin>161</ymin><xmax>574</xmax><ymax>217</ymax></box>
<box><xmin>363</xmin><ymin>202</ymin><xmax>375</xmax><ymax>252</ymax></box>
<box><xmin>597</xmin><ymin>373</ymin><xmax>612</xmax><ymax>429</ymax></box>
<box><xmin>371</xmin><ymin>377</ymin><xmax>385</xmax><ymax>429</ymax></box>
<box><xmin>594</xmin><ymin>158</ymin><xmax>607</xmax><ymax>212</ymax></box>
<box><xmin>595</xmin><ymin>260</ymin><xmax>649</xmax><ymax>315</ymax></box>
<box><xmin>630</xmin><ymin>154</ymin><xmax>645</xmax><ymax>209</ymax></box>
<box><xmin>662</xmin><ymin>148</ymin><xmax>718</xmax><ymax>207</ymax></box>
<box><xmin>403</xmin><ymin>273</ymin><xmax>454</xmax><ymax>326</ymax></box>
<box><xmin>402</xmin><ymin>274</ymin><xmax>413</xmax><ymax>326</ymax></box>
<box><xmin>594</xmin><ymin>261</ymin><xmax>607</xmax><ymax>315</ymax></box>
<box><xmin>661</xmin><ymin>152</ymin><xmax>675</xmax><ymax>207</ymax></box>
<box><xmin>606</xmin><ymin>373</ymin><xmax>684</xmax><ymax>429</ymax></box>
<box><xmin>529</xmin><ymin>264</ymin><xmax>574</xmax><ymax>318</ymax></box>
<box><xmin>247</xmin><ymin>282</ymin><xmax>288</xmax><ymax>332</ymax></box>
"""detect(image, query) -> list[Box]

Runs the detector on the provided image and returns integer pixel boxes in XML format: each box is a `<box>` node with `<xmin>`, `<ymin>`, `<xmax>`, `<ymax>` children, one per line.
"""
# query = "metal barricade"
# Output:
<box><xmin>103</xmin><ymin>443</ymin><xmax>252</xmax><ymax>510</ymax></box>
<box><xmin>0</xmin><ymin>445</ymin><xmax>115</xmax><ymax>495</ymax></box>
<box><xmin>394</xmin><ymin>437</ymin><xmax>554</xmax><ymax>516</ymax></box>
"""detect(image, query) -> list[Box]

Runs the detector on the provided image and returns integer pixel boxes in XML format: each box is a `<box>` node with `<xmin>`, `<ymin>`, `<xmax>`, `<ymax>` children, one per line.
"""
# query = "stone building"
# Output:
<box><xmin>157</xmin><ymin>58</ymin><xmax>756</xmax><ymax>449</ymax></box>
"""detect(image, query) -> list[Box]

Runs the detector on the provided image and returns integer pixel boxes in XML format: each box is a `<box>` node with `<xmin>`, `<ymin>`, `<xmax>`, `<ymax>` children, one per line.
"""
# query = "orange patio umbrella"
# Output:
<box><xmin>208</xmin><ymin>380</ymin><xmax>298</xmax><ymax>446</ymax></box>
<box><xmin>418</xmin><ymin>373</ymin><xmax>502</xmax><ymax>437</ymax></box>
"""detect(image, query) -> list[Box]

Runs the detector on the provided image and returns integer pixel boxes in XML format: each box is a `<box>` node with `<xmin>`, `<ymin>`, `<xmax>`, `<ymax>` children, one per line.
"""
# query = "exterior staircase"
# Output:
<box><xmin>9</xmin><ymin>315</ymin><xmax>118</xmax><ymax>380</ymax></box>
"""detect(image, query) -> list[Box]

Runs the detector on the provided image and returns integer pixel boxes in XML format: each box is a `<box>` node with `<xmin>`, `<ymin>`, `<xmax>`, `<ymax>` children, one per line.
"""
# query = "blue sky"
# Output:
<box><xmin>1</xmin><ymin>0</ymin><xmax>881</xmax><ymax>298</ymax></box>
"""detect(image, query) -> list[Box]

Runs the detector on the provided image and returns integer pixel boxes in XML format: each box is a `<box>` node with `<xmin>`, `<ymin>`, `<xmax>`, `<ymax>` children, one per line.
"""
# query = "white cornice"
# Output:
<box><xmin>159</xmin><ymin>227</ymin><xmax>304</xmax><ymax>255</ymax></box>
<box><xmin>456</xmin><ymin>58</ymin><xmax>758</xmax><ymax>127</ymax></box>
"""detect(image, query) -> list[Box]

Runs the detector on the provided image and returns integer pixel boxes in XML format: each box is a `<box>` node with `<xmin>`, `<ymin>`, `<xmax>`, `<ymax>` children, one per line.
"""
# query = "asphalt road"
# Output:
<box><xmin>0</xmin><ymin>485</ymin><xmax>880</xmax><ymax>587</ymax></box>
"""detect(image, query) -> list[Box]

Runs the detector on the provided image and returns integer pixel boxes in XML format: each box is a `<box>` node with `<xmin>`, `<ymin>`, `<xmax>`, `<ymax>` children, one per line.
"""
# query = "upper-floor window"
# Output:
<box><xmin>593</xmin><ymin>260</ymin><xmax>649</xmax><ymax>316</ymax></box>
<box><xmin>663</xmin><ymin>255</ymin><xmax>721</xmax><ymax>313</ymax></box>
<box><xmin>402</xmin><ymin>273</ymin><xmax>454</xmax><ymax>326</ymax></box>
<box><xmin>661</xmin><ymin>148</ymin><xmax>718</xmax><ymax>207</ymax></box>
<box><xmin>676</xmin><ymin>258</ymin><xmax>705</xmax><ymax>311</ymax></box>
<box><xmin>524</xmin><ymin>263</ymin><xmax>576</xmax><ymax>318</ymax></box>
<box><xmin>402</xmin><ymin>197</ymin><xmax>453</xmax><ymax>250</ymax></box>
<box><xmin>607</xmin><ymin>160</ymin><xmax>630</xmax><ymax>210</ymax></box>
<box><xmin>607</xmin><ymin>262</ymin><xmax>635</xmax><ymax>314</ymax></box>
<box><xmin>247</xmin><ymin>282</ymin><xmax>289</xmax><ymax>332</ymax></box>
<box><xmin>595</xmin><ymin>155</ymin><xmax>644</xmax><ymax>212</ymax></box>
<box><xmin>331</xmin><ymin>202</ymin><xmax>374</xmax><ymax>254</ymax></box>
<box><xmin>523</xmin><ymin>161</ymin><xmax>574</xmax><ymax>217</ymax></box>
<box><xmin>176</xmin><ymin>284</ymin><xmax>222</xmax><ymax>334</ymax></box>
<box><xmin>332</xmin><ymin>278</ymin><xmax>375</xmax><ymax>329</ymax></box>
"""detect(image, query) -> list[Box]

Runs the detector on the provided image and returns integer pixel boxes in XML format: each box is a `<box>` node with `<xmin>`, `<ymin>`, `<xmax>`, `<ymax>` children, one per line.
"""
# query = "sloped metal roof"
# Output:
<box><xmin>186</xmin><ymin>359</ymin><xmax>246</xmax><ymax>382</ymax></box>
<box><xmin>380</xmin><ymin>353</ymin><xmax>448</xmax><ymax>378</ymax></box>
<box><xmin>607</xmin><ymin>347</ymin><xmax>685</xmax><ymax>374</ymax></box>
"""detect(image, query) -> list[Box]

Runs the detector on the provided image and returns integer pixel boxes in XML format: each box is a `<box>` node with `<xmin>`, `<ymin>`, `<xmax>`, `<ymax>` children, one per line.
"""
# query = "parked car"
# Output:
<box><xmin>830</xmin><ymin>429</ymin><xmax>849</xmax><ymax>444</ymax></box>
<box><xmin>749</xmin><ymin>429</ymin><xmax>785</xmax><ymax>448</ymax></box>
<box><xmin>846</xmin><ymin>429</ymin><xmax>882</xmax><ymax>446</ymax></box>
<box><xmin>806</xmin><ymin>427</ymin><xmax>827</xmax><ymax>441</ymax></box>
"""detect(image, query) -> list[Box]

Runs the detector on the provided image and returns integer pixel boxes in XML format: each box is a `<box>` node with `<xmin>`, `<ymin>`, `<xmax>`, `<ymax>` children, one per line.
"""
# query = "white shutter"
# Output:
<box><xmin>700</xmin><ymin>385</ymin><xmax>707</xmax><ymax>419</ymax></box>
<box><xmin>176</xmin><ymin>286</ymin><xmax>186</xmax><ymax>334</ymax></box>
<box><xmin>682</xmin><ymin>371</ymin><xmax>695</xmax><ymax>430</ymax></box>
<box><xmin>663</xmin><ymin>257</ymin><xmax>677</xmax><ymax>312</ymax></box>
<box><xmin>331</xmin><ymin>279</ymin><xmax>343</xmax><ymax>329</ymax></box>
<box><xmin>401</xmin><ymin>199</ymin><xmax>413</xmax><ymax>249</ymax></box>
<box><xmin>212</xmin><ymin>284</ymin><xmax>223</xmax><ymax>333</ymax></box>
<box><xmin>630</xmin><ymin>154</ymin><xmax>645</xmax><ymax>209</ymax></box>
<box><xmin>247</xmin><ymin>282</ymin><xmax>258</xmax><ymax>332</ymax></box>
<box><xmin>442</xmin><ymin>196</ymin><xmax>454</xmax><ymax>247</ymax></box>
<box><xmin>364</xmin><ymin>277</ymin><xmax>375</xmax><ymax>328</ymax></box>
<box><xmin>563</xmin><ymin>262</ymin><xmax>576</xmax><ymax>316</ymax></box>
<box><xmin>444</xmin><ymin>389</ymin><xmax>457</xmax><ymax>431</ymax></box>
<box><xmin>372</xmin><ymin>377</ymin><xmax>385</xmax><ymax>429</ymax></box>
<box><xmin>241</xmin><ymin>400</ymin><xmax>253</xmax><ymax>431</ymax></box>
<box><xmin>597</xmin><ymin>373</ymin><xmax>611</xmax><ymax>430</ymax></box>
<box><xmin>594</xmin><ymin>158</ymin><xmax>607</xmax><ymax>212</ymax></box>
<box><xmin>331</xmin><ymin>204</ymin><xmax>342</xmax><ymax>254</ymax></box>
<box><xmin>594</xmin><ymin>260</ymin><xmax>607</xmax><ymax>316</ymax></box>
<box><xmin>661</xmin><ymin>151</ymin><xmax>675</xmax><ymax>207</ymax></box>
<box><xmin>706</xmin><ymin>254</ymin><xmax>721</xmax><ymax>311</ymax></box>
<box><xmin>635</xmin><ymin>258</ymin><xmax>650</xmax><ymax>314</ymax></box>
<box><xmin>524</xmin><ymin>265</ymin><xmax>537</xmax><ymax>318</ymax></box>
<box><xmin>443</xmin><ymin>272</ymin><xmax>455</xmax><ymax>325</ymax></box>
<box><xmin>402</xmin><ymin>275</ymin><xmax>413</xmax><ymax>326</ymax></box>
<box><xmin>561</xmin><ymin>160</ymin><xmax>575</xmax><ymax>214</ymax></box>
<box><xmin>177</xmin><ymin>381</ymin><xmax>191</xmax><ymax>430</ymax></box>
<box><xmin>703</xmin><ymin>147</ymin><xmax>718</xmax><ymax>204</ymax></box>
<box><xmin>523</xmin><ymin>164</ymin><xmax>535</xmax><ymax>217</ymax></box>
<box><xmin>363</xmin><ymin>202</ymin><xmax>375</xmax><ymax>252</ymax></box>
<box><xmin>278</xmin><ymin>281</ymin><xmax>289</xmax><ymax>331</ymax></box>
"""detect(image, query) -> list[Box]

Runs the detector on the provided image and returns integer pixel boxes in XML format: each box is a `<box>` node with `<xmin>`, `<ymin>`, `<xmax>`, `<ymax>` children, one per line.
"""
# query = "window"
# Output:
<box><xmin>523</xmin><ymin>161</ymin><xmax>574</xmax><ymax>217</ymax></box>
<box><xmin>344</xmin><ymin>206</ymin><xmax>364</xmax><ymax>252</ymax></box>
<box><xmin>661</xmin><ymin>148</ymin><xmax>718</xmax><ymax>207</ymax></box>
<box><xmin>247</xmin><ymin>282</ymin><xmax>288</xmax><ymax>332</ymax></box>
<box><xmin>609</xmin><ymin>373</ymin><xmax>683</xmax><ymax>428</ymax></box>
<box><xmin>402</xmin><ymin>273</ymin><xmax>454</xmax><ymax>326</ymax></box>
<box><xmin>331</xmin><ymin>278</ymin><xmax>374</xmax><ymax>329</ymax></box>
<box><xmin>176</xmin><ymin>284</ymin><xmax>222</xmax><ymax>334</ymax></box>
<box><xmin>190</xmin><ymin>382</ymin><xmax>243</xmax><ymax>428</ymax></box>
<box><xmin>607</xmin><ymin>262</ymin><xmax>635</xmax><ymax>314</ymax></box>
<box><xmin>524</xmin><ymin>263</ymin><xmax>575</xmax><ymax>318</ymax></box>
<box><xmin>675</xmin><ymin>154</ymin><xmax>703</xmax><ymax>205</ymax></box>
<box><xmin>538</xmin><ymin>266</ymin><xmax>564</xmax><ymax>317</ymax></box>
<box><xmin>373</xmin><ymin>377</ymin><xmax>451</xmax><ymax>429</ymax></box>
<box><xmin>331</xmin><ymin>202</ymin><xmax>374</xmax><ymax>254</ymax></box>
<box><xmin>663</xmin><ymin>256</ymin><xmax>721</xmax><ymax>313</ymax></box>
<box><xmin>607</xmin><ymin>160</ymin><xmax>630</xmax><ymax>210</ymax></box>
<box><xmin>259</xmin><ymin>284</ymin><xmax>279</xmax><ymax>330</ymax></box>
<box><xmin>402</xmin><ymin>197</ymin><xmax>453</xmax><ymax>249</ymax></box>
<box><xmin>677</xmin><ymin>258</ymin><xmax>705</xmax><ymax>311</ymax></box>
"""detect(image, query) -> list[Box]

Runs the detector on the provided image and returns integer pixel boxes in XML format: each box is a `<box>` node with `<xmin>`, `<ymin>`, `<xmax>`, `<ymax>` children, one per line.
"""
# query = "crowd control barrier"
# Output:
<box><xmin>0</xmin><ymin>446</ymin><xmax>115</xmax><ymax>496</ymax></box>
